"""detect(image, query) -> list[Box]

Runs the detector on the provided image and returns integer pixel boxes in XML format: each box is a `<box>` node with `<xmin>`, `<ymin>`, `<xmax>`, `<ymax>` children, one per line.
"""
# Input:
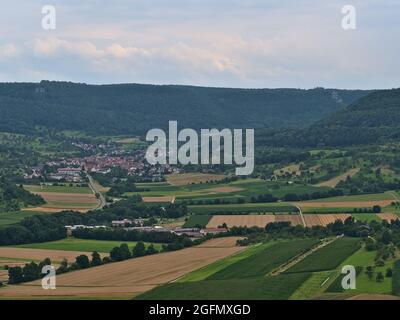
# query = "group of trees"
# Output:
<box><xmin>73</xmin><ymin>227</ymin><xmax>183</xmax><ymax>244</ymax></box>
<box><xmin>0</xmin><ymin>179</ymin><xmax>45</xmax><ymax>211</ymax></box>
<box><xmin>7</xmin><ymin>258</ymin><xmax>52</xmax><ymax>284</ymax></box>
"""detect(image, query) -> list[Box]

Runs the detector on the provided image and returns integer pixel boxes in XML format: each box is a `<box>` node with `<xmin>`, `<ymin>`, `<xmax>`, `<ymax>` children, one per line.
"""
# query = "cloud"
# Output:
<box><xmin>0</xmin><ymin>44</ymin><xmax>18</xmax><ymax>59</ymax></box>
<box><xmin>0</xmin><ymin>0</ymin><xmax>399</xmax><ymax>88</ymax></box>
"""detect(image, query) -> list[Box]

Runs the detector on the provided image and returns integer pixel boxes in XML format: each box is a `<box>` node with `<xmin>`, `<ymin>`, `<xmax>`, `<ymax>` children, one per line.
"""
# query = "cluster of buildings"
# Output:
<box><xmin>65</xmin><ymin>221</ymin><xmax>227</xmax><ymax>239</ymax></box>
<box><xmin>48</xmin><ymin>167</ymin><xmax>83</xmax><ymax>182</ymax></box>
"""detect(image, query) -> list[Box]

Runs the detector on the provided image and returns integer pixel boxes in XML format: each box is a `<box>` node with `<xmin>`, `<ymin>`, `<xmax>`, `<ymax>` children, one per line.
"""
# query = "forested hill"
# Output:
<box><xmin>0</xmin><ymin>81</ymin><xmax>368</xmax><ymax>135</ymax></box>
<box><xmin>306</xmin><ymin>88</ymin><xmax>400</xmax><ymax>146</ymax></box>
<box><xmin>256</xmin><ymin>88</ymin><xmax>400</xmax><ymax>147</ymax></box>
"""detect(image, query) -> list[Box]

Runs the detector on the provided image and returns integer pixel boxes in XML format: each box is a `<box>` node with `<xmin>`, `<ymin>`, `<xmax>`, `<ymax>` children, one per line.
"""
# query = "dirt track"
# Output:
<box><xmin>0</xmin><ymin>237</ymin><xmax>244</xmax><ymax>298</ymax></box>
<box><xmin>316</xmin><ymin>168</ymin><xmax>360</xmax><ymax>188</ymax></box>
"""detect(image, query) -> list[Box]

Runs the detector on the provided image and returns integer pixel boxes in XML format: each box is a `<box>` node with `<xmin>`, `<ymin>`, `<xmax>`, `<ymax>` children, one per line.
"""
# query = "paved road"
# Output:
<box><xmin>87</xmin><ymin>173</ymin><xmax>107</xmax><ymax>210</ymax></box>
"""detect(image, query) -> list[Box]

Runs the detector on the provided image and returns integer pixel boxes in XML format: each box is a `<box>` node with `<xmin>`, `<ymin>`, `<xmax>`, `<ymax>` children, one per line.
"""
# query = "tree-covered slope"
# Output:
<box><xmin>0</xmin><ymin>81</ymin><xmax>367</xmax><ymax>135</ymax></box>
<box><xmin>256</xmin><ymin>88</ymin><xmax>400</xmax><ymax>147</ymax></box>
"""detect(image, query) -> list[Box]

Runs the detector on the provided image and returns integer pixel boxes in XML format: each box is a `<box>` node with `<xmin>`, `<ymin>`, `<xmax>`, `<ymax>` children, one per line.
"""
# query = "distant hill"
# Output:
<box><xmin>256</xmin><ymin>88</ymin><xmax>400</xmax><ymax>147</ymax></box>
<box><xmin>0</xmin><ymin>81</ymin><xmax>368</xmax><ymax>136</ymax></box>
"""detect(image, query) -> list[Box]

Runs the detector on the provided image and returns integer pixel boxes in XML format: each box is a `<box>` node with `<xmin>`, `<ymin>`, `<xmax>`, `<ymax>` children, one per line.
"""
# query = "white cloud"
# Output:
<box><xmin>0</xmin><ymin>0</ymin><xmax>398</xmax><ymax>88</ymax></box>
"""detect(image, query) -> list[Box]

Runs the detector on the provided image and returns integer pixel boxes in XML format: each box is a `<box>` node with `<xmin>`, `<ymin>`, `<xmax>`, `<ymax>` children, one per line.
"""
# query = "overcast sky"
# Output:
<box><xmin>0</xmin><ymin>0</ymin><xmax>399</xmax><ymax>89</ymax></box>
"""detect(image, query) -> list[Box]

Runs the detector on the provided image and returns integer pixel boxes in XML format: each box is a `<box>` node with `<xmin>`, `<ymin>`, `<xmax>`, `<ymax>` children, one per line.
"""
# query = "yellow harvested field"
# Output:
<box><xmin>0</xmin><ymin>270</ymin><xmax>8</xmax><ymax>282</ymax></box>
<box><xmin>195</xmin><ymin>237</ymin><xmax>243</xmax><ymax>248</ymax></box>
<box><xmin>0</xmin><ymin>238</ymin><xmax>245</xmax><ymax>298</ymax></box>
<box><xmin>275</xmin><ymin>214</ymin><xmax>303</xmax><ymax>225</ymax></box>
<box><xmin>296</xmin><ymin>200</ymin><xmax>393</xmax><ymax>208</ymax></box>
<box><xmin>316</xmin><ymin>168</ymin><xmax>360</xmax><ymax>188</ymax></box>
<box><xmin>206</xmin><ymin>214</ymin><xmax>302</xmax><ymax>228</ymax></box>
<box><xmin>378</xmin><ymin>213</ymin><xmax>399</xmax><ymax>223</ymax></box>
<box><xmin>303</xmin><ymin>214</ymin><xmax>351</xmax><ymax>227</ymax></box>
<box><xmin>166</xmin><ymin>173</ymin><xmax>226</xmax><ymax>186</ymax></box>
<box><xmin>0</xmin><ymin>247</ymin><xmax>106</xmax><ymax>263</ymax></box>
<box><xmin>142</xmin><ymin>196</ymin><xmax>174</xmax><ymax>203</ymax></box>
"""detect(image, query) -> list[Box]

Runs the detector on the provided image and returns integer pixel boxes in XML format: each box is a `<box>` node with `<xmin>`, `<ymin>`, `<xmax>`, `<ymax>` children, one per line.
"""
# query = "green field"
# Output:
<box><xmin>136</xmin><ymin>273</ymin><xmax>310</xmax><ymax>300</ymax></box>
<box><xmin>178</xmin><ymin>243</ymin><xmax>275</xmax><ymax>282</ymax></box>
<box><xmin>392</xmin><ymin>260</ymin><xmax>400</xmax><ymax>296</ymax></box>
<box><xmin>0</xmin><ymin>211</ymin><xmax>46</xmax><ymax>227</ymax></box>
<box><xmin>285</xmin><ymin>238</ymin><xmax>361</xmax><ymax>274</ymax></box>
<box><xmin>24</xmin><ymin>184</ymin><xmax>93</xmax><ymax>194</ymax></box>
<box><xmin>352</xmin><ymin>214</ymin><xmax>380</xmax><ymax>222</ymax></box>
<box><xmin>325</xmin><ymin>248</ymin><xmax>396</xmax><ymax>295</ymax></box>
<box><xmin>208</xmin><ymin>239</ymin><xmax>318</xmax><ymax>280</ymax></box>
<box><xmin>14</xmin><ymin>238</ymin><xmax>162</xmax><ymax>253</ymax></box>
<box><xmin>189</xmin><ymin>203</ymin><xmax>298</xmax><ymax>215</ymax></box>
<box><xmin>182</xmin><ymin>215</ymin><xmax>212</xmax><ymax>228</ymax></box>
<box><xmin>305</xmin><ymin>192</ymin><xmax>395</xmax><ymax>203</ymax></box>
<box><xmin>134</xmin><ymin>178</ymin><xmax>329</xmax><ymax>205</ymax></box>
<box><xmin>290</xmin><ymin>271</ymin><xmax>336</xmax><ymax>299</ymax></box>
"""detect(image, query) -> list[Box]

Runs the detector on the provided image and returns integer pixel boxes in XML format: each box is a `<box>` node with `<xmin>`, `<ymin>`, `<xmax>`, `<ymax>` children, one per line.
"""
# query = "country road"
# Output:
<box><xmin>87</xmin><ymin>173</ymin><xmax>107</xmax><ymax>210</ymax></box>
<box><xmin>292</xmin><ymin>203</ymin><xmax>306</xmax><ymax>227</ymax></box>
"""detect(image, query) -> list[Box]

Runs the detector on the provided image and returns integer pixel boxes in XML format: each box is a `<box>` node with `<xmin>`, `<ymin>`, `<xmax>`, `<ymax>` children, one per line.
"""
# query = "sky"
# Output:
<box><xmin>0</xmin><ymin>0</ymin><xmax>399</xmax><ymax>89</ymax></box>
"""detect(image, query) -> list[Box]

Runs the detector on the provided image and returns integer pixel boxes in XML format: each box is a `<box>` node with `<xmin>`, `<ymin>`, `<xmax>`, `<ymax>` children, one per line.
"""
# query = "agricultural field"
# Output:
<box><xmin>166</xmin><ymin>173</ymin><xmax>227</xmax><ymax>186</ymax></box>
<box><xmin>177</xmin><ymin>243</ymin><xmax>274</xmax><ymax>282</ymax></box>
<box><xmin>290</xmin><ymin>271</ymin><xmax>336</xmax><ymax>300</ymax></box>
<box><xmin>182</xmin><ymin>215</ymin><xmax>212</xmax><ymax>228</ymax></box>
<box><xmin>0</xmin><ymin>211</ymin><xmax>46</xmax><ymax>228</ymax></box>
<box><xmin>22</xmin><ymin>184</ymin><xmax>99</xmax><ymax>212</ymax></box>
<box><xmin>303</xmin><ymin>214</ymin><xmax>351</xmax><ymax>227</ymax></box>
<box><xmin>0</xmin><ymin>247</ymin><xmax>106</xmax><ymax>263</ymax></box>
<box><xmin>14</xmin><ymin>238</ymin><xmax>163</xmax><ymax>253</ymax></box>
<box><xmin>285</xmin><ymin>238</ymin><xmax>361</xmax><ymax>274</ymax></box>
<box><xmin>134</xmin><ymin>178</ymin><xmax>329</xmax><ymax>206</ymax></box>
<box><xmin>0</xmin><ymin>237</ymin><xmax>244</xmax><ymax>299</ymax></box>
<box><xmin>137</xmin><ymin>239</ymin><xmax>319</xmax><ymax>300</ymax></box>
<box><xmin>208</xmin><ymin>239</ymin><xmax>318</xmax><ymax>280</ymax></box>
<box><xmin>189</xmin><ymin>202</ymin><xmax>298</xmax><ymax>215</ymax></box>
<box><xmin>137</xmin><ymin>273</ymin><xmax>310</xmax><ymax>300</ymax></box>
<box><xmin>206</xmin><ymin>214</ymin><xmax>302</xmax><ymax>228</ymax></box>
<box><xmin>23</xmin><ymin>184</ymin><xmax>93</xmax><ymax>194</ymax></box>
